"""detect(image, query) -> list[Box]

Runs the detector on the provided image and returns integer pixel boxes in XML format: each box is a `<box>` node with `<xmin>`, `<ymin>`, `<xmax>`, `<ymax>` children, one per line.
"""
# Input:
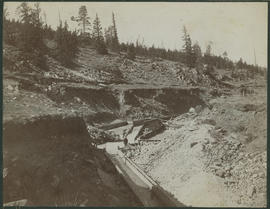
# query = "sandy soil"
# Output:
<box><xmin>131</xmin><ymin>83</ymin><xmax>267</xmax><ymax>207</ymax></box>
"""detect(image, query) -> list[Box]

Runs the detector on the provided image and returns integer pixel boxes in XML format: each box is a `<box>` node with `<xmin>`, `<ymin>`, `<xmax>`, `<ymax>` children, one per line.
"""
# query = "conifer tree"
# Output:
<box><xmin>237</xmin><ymin>58</ymin><xmax>244</xmax><ymax>69</ymax></box>
<box><xmin>182</xmin><ymin>26</ymin><xmax>194</xmax><ymax>68</ymax></box>
<box><xmin>127</xmin><ymin>43</ymin><xmax>136</xmax><ymax>60</ymax></box>
<box><xmin>3</xmin><ymin>7</ymin><xmax>12</xmax><ymax>44</ymax></box>
<box><xmin>92</xmin><ymin>14</ymin><xmax>107</xmax><ymax>54</ymax></box>
<box><xmin>111</xmin><ymin>12</ymin><xmax>120</xmax><ymax>52</ymax></box>
<box><xmin>192</xmin><ymin>42</ymin><xmax>202</xmax><ymax>68</ymax></box>
<box><xmin>55</xmin><ymin>20</ymin><xmax>78</xmax><ymax>66</ymax></box>
<box><xmin>71</xmin><ymin>5</ymin><xmax>91</xmax><ymax>36</ymax></box>
<box><xmin>16</xmin><ymin>2</ymin><xmax>33</xmax><ymax>51</ymax></box>
<box><xmin>104</xmin><ymin>26</ymin><xmax>114</xmax><ymax>47</ymax></box>
<box><xmin>16</xmin><ymin>2</ymin><xmax>47</xmax><ymax>69</ymax></box>
<box><xmin>204</xmin><ymin>42</ymin><xmax>212</xmax><ymax>66</ymax></box>
<box><xmin>104</xmin><ymin>12</ymin><xmax>120</xmax><ymax>53</ymax></box>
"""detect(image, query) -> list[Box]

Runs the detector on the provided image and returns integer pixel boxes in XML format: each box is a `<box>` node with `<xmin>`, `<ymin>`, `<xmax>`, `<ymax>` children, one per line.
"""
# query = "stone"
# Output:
<box><xmin>247</xmin><ymin>186</ymin><xmax>256</xmax><ymax>197</ymax></box>
<box><xmin>209</xmin><ymin>137</ymin><xmax>217</xmax><ymax>144</ymax></box>
<box><xmin>190</xmin><ymin>141</ymin><xmax>198</xmax><ymax>148</ymax></box>
<box><xmin>74</xmin><ymin>97</ymin><xmax>81</xmax><ymax>103</ymax></box>
<box><xmin>7</xmin><ymin>85</ymin><xmax>13</xmax><ymax>91</ymax></box>
<box><xmin>216</xmin><ymin>169</ymin><xmax>226</xmax><ymax>178</ymax></box>
<box><xmin>225</xmin><ymin>166</ymin><xmax>232</xmax><ymax>171</ymax></box>
<box><xmin>203</xmin><ymin>138</ymin><xmax>210</xmax><ymax>144</ymax></box>
<box><xmin>225</xmin><ymin>171</ymin><xmax>231</xmax><ymax>178</ymax></box>
<box><xmin>189</xmin><ymin>107</ymin><xmax>195</xmax><ymax>113</ymax></box>
<box><xmin>259</xmin><ymin>172</ymin><xmax>265</xmax><ymax>178</ymax></box>
<box><xmin>252</xmin><ymin>173</ymin><xmax>258</xmax><ymax>178</ymax></box>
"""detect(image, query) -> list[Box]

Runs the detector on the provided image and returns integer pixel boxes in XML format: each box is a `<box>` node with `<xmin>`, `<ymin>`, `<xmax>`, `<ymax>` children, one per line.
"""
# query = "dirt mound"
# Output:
<box><xmin>3</xmin><ymin>115</ymin><xmax>141</xmax><ymax>206</ymax></box>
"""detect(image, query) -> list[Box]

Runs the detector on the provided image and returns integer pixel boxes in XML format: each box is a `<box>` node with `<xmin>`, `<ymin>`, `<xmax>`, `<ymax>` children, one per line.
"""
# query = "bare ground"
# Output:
<box><xmin>3</xmin><ymin>43</ymin><xmax>267</xmax><ymax>207</ymax></box>
<box><xmin>130</xmin><ymin>81</ymin><xmax>267</xmax><ymax>207</ymax></box>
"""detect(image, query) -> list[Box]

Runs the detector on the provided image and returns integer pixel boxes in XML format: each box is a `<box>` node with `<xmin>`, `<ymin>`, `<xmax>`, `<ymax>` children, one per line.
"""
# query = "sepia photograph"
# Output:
<box><xmin>2</xmin><ymin>1</ymin><xmax>267</xmax><ymax>207</ymax></box>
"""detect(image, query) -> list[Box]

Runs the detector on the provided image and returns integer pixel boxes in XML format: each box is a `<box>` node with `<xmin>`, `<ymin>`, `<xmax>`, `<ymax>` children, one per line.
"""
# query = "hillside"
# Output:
<box><xmin>3</xmin><ymin>42</ymin><xmax>267</xmax><ymax>207</ymax></box>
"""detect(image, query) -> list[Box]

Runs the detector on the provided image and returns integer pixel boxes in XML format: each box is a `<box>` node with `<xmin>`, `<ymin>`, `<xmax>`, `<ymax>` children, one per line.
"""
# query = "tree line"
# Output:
<box><xmin>3</xmin><ymin>3</ymin><xmax>263</xmax><ymax>73</ymax></box>
<box><xmin>3</xmin><ymin>3</ymin><xmax>118</xmax><ymax>67</ymax></box>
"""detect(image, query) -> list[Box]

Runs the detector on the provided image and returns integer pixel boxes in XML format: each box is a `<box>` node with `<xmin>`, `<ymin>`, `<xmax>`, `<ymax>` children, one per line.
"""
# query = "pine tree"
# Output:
<box><xmin>3</xmin><ymin>7</ymin><xmax>12</xmax><ymax>44</ymax></box>
<box><xmin>92</xmin><ymin>14</ymin><xmax>107</xmax><ymax>54</ymax></box>
<box><xmin>204</xmin><ymin>42</ymin><xmax>212</xmax><ymax>66</ymax></box>
<box><xmin>192</xmin><ymin>42</ymin><xmax>202</xmax><ymax>68</ymax></box>
<box><xmin>205</xmin><ymin>43</ymin><xmax>212</xmax><ymax>56</ymax></box>
<box><xmin>71</xmin><ymin>5</ymin><xmax>91</xmax><ymax>36</ymax></box>
<box><xmin>16</xmin><ymin>2</ymin><xmax>47</xmax><ymax>70</ymax></box>
<box><xmin>16</xmin><ymin>2</ymin><xmax>33</xmax><ymax>51</ymax></box>
<box><xmin>16</xmin><ymin>2</ymin><xmax>44</xmax><ymax>51</ymax></box>
<box><xmin>55</xmin><ymin>21</ymin><xmax>79</xmax><ymax>66</ymax></box>
<box><xmin>222</xmin><ymin>51</ymin><xmax>228</xmax><ymax>59</ymax></box>
<box><xmin>127</xmin><ymin>43</ymin><xmax>136</xmax><ymax>60</ymax></box>
<box><xmin>16</xmin><ymin>2</ymin><xmax>32</xmax><ymax>24</ymax></box>
<box><xmin>111</xmin><ymin>12</ymin><xmax>120</xmax><ymax>52</ymax></box>
<box><xmin>103</xmin><ymin>13</ymin><xmax>120</xmax><ymax>53</ymax></box>
<box><xmin>237</xmin><ymin>58</ymin><xmax>244</xmax><ymax>69</ymax></box>
<box><xmin>32</xmin><ymin>3</ymin><xmax>45</xmax><ymax>51</ymax></box>
<box><xmin>182</xmin><ymin>26</ymin><xmax>193</xmax><ymax>68</ymax></box>
<box><xmin>104</xmin><ymin>26</ymin><xmax>114</xmax><ymax>47</ymax></box>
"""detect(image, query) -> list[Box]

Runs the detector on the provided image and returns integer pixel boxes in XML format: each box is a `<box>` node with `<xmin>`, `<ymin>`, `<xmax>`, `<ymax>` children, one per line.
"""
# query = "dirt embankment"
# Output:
<box><xmin>46</xmin><ymin>83</ymin><xmax>206</xmax><ymax>120</ymax></box>
<box><xmin>4</xmin><ymin>42</ymin><xmax>266</xmax><ymax>207</ymax></box>
<box><xmin>5</xmin><ymin>74</ymin><xmax>206</xmax><ymax>122</ymax></box>
<box><xmin>114</xmin><ymin>87</ymin><xmax>206</xmax><ymax>119</ymax></box>
<box><xmin>130</xmin><ymin>90</ymin><xmax>267</xmax><ymax>207</ymax></box>
<box><xmin>46</xmin><ymin>83</ymin><xmax>120</xmax><ymax>113</ymax></box>
<box><xmin>3</xmin><ymin>115</ymin><xmax>141</xmax><ymax>206</ymax></box>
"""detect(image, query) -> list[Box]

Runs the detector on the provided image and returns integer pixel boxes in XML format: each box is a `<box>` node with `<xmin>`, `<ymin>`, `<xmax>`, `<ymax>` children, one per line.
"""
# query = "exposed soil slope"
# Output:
<box><xmin>131</xmin><ymin>85</ymin><xmax>267</xmax><ymax>207</ymax></box>
<box><xmin>3</xmin><ymin>42</ymin><xmax>267</xmax><ymax>207</ymax></box>
<box><xmin>3</xmin><ymin>115</ymin><xmax>141</xmax><ymax>206</ymax></box>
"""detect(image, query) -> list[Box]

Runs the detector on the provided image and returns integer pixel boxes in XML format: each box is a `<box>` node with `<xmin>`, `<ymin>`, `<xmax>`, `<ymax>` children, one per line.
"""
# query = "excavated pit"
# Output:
<box><xmin>3</xmin><ymin>84</ymin><xmax>207</xmax><ymax>206</ymax></box>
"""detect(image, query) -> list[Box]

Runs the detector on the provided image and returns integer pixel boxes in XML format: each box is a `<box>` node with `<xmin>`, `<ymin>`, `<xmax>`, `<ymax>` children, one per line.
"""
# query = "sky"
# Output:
<box><xmin>4</xmin><ymin>2</ymin><xmax>268</xmax><ymax>67</ymax></box>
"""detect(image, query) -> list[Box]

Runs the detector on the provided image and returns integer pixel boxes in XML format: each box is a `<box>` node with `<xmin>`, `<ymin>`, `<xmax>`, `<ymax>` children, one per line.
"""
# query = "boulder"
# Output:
<box><xmin>189</xmin><ymin>107</ymin><xmax>195</xmax><ymax>113</ymax></box>
<box><xmin>247</xmin><ymin>186</ymin><xmax>256</xmax><ymax>197</ymax></box>
<box><xmin>190</xmin><ymin>141</ymin><xmax>198</xmax><ymax>148</ymax></box>
<box><xmin>215</xmin><ymin>169</ymin><xmax>226</xmax><ymax>178</ymax></box>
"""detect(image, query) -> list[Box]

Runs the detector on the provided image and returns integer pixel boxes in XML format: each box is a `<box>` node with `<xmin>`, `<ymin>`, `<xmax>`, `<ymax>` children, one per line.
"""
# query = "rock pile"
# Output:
<box><xmin>131</xmin><ymin>101</ymin><xmax>266</xmax><ymax>207</ymax></box>
<box><xmin>200</xmin><ymin>116</ymin><xmax>266</xmax><ymax>207</ymax></box>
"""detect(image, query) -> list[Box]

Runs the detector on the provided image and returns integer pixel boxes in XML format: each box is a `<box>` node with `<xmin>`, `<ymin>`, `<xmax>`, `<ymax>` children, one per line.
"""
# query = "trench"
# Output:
<box><xmin>3</xmin><ymin>86</ymin><xmax>205</xmax><ymax>206</ymax></box>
